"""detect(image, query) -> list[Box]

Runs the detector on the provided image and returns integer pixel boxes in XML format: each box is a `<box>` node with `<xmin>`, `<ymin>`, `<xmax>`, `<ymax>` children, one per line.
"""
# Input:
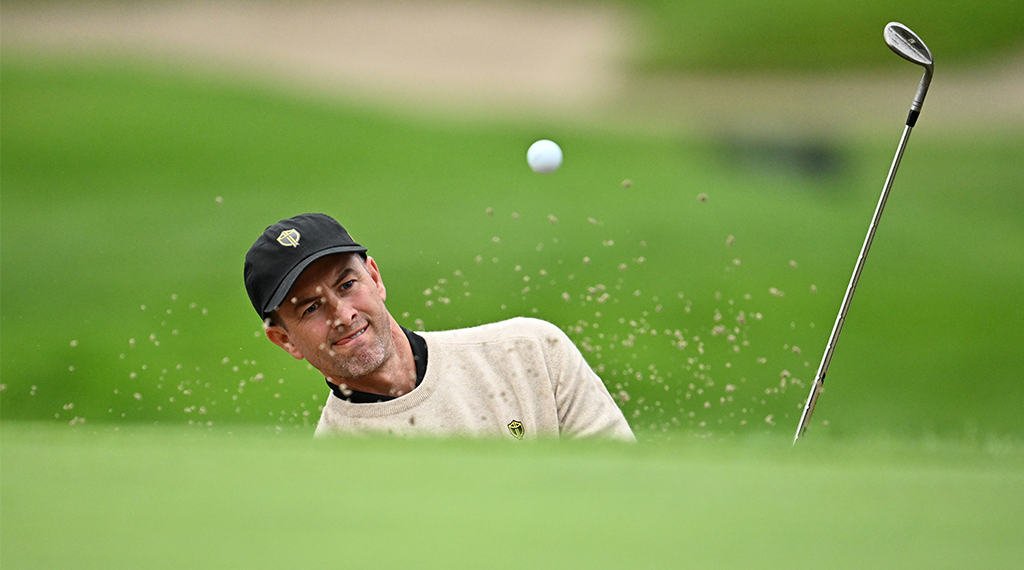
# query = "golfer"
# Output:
<box><xmin>245</xmin><ymin>213</ymin><xmax>634</xmax><ymax>441</ymax></box>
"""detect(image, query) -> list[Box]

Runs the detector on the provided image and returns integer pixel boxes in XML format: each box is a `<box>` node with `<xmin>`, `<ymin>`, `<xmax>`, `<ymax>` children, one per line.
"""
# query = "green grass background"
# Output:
<box><xmin>627</xmin><ymin>0</ymin><xmax>1024</xmax><ymax>71</ymax></box>
<box><xmin>3</xmin><ymin>54</ymin><xmax>1021</xmax><ymax>439</ymax></box>
<box><xmin>2</xmin><ymin>2</ymin><xmax>1024</xmax><ymax>567</ymax></box>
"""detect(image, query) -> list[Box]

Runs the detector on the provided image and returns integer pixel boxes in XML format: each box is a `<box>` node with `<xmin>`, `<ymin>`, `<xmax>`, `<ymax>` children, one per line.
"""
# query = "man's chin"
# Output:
<box><xmin>325</xmin><ymin>348</ymin><xmax>388</xmax><ymax>383</ymax></box>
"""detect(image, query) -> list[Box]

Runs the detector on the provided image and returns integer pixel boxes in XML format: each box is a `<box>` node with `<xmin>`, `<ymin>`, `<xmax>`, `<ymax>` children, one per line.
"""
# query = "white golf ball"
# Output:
<box><xmin>527</xmin><ymin>139</ymin><xmax>562</xmax><ymax>173</ymax></box>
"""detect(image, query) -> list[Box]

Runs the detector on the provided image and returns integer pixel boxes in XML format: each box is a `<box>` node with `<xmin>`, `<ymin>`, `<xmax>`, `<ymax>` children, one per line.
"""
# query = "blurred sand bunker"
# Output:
<box><xmin>1</xmin><ymin>1</ymin><xmax>628</xmax><ymax>115</ymax></box>
<box><xmin>4</xmin><ymin>2</ymin><xmax>1021</xmax><ymax>133</ymax></box>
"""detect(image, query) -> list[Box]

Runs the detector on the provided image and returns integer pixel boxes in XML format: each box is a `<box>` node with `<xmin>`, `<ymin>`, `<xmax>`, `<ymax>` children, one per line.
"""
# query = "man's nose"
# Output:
<box><xmin>326</xmin><ymin>294</ymin><xmax>357</xmax><ymax>328</ymax></box>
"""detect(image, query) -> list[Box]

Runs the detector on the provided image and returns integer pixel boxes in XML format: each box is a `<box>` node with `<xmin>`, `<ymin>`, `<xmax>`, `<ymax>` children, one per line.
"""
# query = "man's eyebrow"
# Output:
<box><xmin>332</xmin><ymin>267</ymin><xmax>357</xmax><ymax>288</ymax></box>
<box><xmin>290</xmin><ymin>267</ymin><xmax>357</xmax><ymax>312</ymax></box>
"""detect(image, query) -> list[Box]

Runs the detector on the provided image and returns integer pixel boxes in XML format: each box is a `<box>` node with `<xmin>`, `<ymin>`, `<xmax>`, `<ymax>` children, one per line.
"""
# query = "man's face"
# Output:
<box><xmin>265</xmin><ymin>253</ymin><xmax>395</xmax><ymax>387</ymax></box>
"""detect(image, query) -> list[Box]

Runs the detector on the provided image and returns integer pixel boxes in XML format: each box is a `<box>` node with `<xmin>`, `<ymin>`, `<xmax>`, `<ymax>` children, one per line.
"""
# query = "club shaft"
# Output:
<box><xmin>793</xmin><ymin>123</ymin><xmax>915</xmax><ymax>442</ymax></box>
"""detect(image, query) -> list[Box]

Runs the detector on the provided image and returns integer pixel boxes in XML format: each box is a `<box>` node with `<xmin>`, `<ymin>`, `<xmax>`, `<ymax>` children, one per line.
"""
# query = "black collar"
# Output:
<box><xmin>325</xmin><ymin>326</ymin><xmax>428</xmax><ymax>403</ymax></box>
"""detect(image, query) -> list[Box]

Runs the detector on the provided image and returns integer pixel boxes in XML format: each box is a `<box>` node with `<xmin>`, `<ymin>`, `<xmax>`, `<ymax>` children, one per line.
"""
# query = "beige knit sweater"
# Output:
<box><xmin>315</xmin><ymin>317</ymin><xmax>635</xmax><ymax>441</ymax></box>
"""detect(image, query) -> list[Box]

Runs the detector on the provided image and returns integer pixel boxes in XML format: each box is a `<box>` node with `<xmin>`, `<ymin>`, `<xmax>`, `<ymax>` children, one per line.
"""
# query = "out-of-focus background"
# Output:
<box><xmin>2</xmin><ymin>0</ymin><xmax>1024</xmax><ymax>437</ymax></box>
<box><xmin>3</xmin><ymin>2</ymin><xmax>1023</xmax><ymax>569</ymax></box>
<box><xmin>3</xmin><ymin>0</ymin><xmax>1022</xmax><ymax>438</ymax></box>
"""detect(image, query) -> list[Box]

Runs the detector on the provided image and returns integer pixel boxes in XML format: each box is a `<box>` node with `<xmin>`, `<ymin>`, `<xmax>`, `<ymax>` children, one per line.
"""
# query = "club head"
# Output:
<box><xmin>884</xmin><ymin>22</ymin><xmax>934</xmax><ymax>71</ymax></box>
<box><xmin>884</xmin><ymin>22</ymin><xmax>934</xmax><ymax>116</ymax></box>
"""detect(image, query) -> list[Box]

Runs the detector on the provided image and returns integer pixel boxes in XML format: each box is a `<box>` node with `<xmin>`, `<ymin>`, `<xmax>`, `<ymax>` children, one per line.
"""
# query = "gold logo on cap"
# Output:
<box><xmin>276</xmin><ymin>229</ymin><xmax>301</xmax><ymax>247</ymax></box>
<box><xmin>507</xmin><ymin>420</ymin><xmax>524</xmax><ymax>440</ymax></box>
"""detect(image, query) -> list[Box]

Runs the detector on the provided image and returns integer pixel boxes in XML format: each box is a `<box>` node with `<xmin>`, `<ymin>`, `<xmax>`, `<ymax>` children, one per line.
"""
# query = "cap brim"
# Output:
<box><xmin>263</xmin><ymin>245</ymin><xmax>367</xmax><ymax>316</ymax></box>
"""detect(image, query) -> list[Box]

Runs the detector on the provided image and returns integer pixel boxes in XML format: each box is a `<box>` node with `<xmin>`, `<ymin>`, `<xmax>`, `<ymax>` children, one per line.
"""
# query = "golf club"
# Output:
<box><xmin>794</xmin><ymin>22</ymin><xmax>934</xmax><ymax>442</ymax></box>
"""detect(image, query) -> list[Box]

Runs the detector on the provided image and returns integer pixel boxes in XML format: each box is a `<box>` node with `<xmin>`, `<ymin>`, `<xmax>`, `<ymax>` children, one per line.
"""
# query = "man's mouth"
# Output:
<box><xmin>334</xmin><ymin>325</ymin><xmax>368</xmax><ymax>346</ymax></box>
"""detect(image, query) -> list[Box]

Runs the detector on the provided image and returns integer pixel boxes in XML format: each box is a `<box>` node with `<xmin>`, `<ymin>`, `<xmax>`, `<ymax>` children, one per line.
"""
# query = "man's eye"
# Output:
<box><xmin>340</xmin><ymin>280</ymin><xmax>356</xmax><ymax>290</ymax></box>
<box><xmin>303</xmin><ymin>303</ymin><xmax>318</xmax><ymax>315</ymax></box>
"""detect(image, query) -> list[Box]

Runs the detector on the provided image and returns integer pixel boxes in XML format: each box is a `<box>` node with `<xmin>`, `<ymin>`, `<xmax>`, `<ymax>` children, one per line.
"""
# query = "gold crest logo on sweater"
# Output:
<box><xmin>507</xmin><ymin>420</ymin><xmax>524</xmax><ymax>440</ymax></box>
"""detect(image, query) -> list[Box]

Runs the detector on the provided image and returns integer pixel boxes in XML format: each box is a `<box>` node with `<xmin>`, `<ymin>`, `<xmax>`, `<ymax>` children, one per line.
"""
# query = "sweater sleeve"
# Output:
<box><xmin>532</xmin><ymin>320</ymin><xmax>635</xmax><ymax>441</ymax></box>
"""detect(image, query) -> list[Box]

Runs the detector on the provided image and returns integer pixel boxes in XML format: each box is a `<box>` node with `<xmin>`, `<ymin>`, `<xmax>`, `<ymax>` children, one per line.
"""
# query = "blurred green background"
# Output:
<box><xmin>629</xmin><ymin>0</ymin><xmax>1024</xmax><ymax>71</ymax></box>
<box><xmin>3</xmin><ymin>0</ymin><xmax>1022</xmax><ymax>439</ymax></box>
<box><xmin>3</xmin><ymin>1</ymin><xmax>1023</xmax><ymax>568</ymax></box>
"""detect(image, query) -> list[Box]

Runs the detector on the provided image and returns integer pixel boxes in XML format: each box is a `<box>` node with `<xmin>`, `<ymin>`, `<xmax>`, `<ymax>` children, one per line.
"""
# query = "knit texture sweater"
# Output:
<box><xmin>315</xmin><ymin>317</ymin><xmax>634</xmax><ymax>441</ymax></box>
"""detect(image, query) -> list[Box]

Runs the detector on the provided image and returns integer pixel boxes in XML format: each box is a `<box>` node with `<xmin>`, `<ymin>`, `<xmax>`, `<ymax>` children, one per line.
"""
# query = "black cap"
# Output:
<box><xmin>244</xmin><ymin>213</ymin><xmax>367</xmax><ymax>320</ymax></box>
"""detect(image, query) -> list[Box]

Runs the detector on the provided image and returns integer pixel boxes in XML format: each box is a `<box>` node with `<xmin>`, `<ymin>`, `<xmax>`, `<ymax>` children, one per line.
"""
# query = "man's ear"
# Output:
<box><xmin>365</xmin><ymin>256</ymin><xmax>386</xmax><ymax>302</ymax></box>
<box><xmin>266</xmin><ymin>324</ymin><xmax>304</xmax><ymax>360</ymax></box>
